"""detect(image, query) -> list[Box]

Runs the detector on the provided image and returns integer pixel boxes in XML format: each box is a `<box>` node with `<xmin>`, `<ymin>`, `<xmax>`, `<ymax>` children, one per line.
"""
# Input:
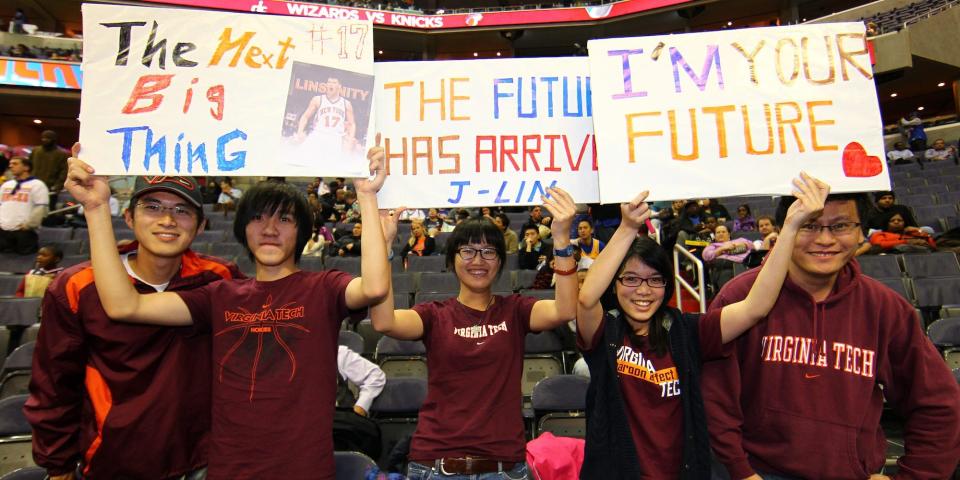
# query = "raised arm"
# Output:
<box><xmin>530</xmin><ymin>188</ymin><xmax>579</xmax><ymax>332</ymax></box>
<box><xmin>345</xmin><ymin>143</ymin><xmax>390</xmax><ymax>310</ymax></box>
<box><xmin>577</xmin><ymin>192</ymin><xmax>650</xmax><ymax>346</ymax></box>
<box><xmin>66</xmin><ymin>146</ymin><xmax>192</xmax><ymax>325</ymax></box>
<box><xmin>369</xmin><ymin>207</ymin><xmax>425</xmax><ymax>340</ymax></box>
<box><xmin>717</xmin><ymin>172</ymin><xmax>829</xmax><ymax>343</ymax></box>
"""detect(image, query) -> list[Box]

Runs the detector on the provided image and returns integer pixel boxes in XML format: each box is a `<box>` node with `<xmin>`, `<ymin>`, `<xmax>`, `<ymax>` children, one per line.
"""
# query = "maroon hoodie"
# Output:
<box><xmin>702</xmin><ymin>259</ymin><xmax>960</xmax><ymax>479</ymax></box>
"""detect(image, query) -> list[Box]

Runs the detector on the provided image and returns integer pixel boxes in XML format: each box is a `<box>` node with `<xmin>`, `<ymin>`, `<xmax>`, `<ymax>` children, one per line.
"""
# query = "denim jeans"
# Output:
<box><xmin>407</xmin><ymin>461</ymin><xmax>529</xmax><ymax>480</ymax></box>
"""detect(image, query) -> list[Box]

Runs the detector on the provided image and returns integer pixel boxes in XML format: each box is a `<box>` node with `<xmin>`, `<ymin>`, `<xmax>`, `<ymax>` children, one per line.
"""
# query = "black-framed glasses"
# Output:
<box><xmin>136</xmin><ymin>201</ymin><xmax>196</xmax><ymax>220</ymax></box>
<box><xmin>458</xmin><ymin>247</ymin><xmax>498</xmax><ymax>261</ymax></box>
<box><xmin>797</xmin><ymin>222</ymin><xmax>861</xmax><ymax>236</ymax></box>
<box><xmin>617</xmin><ymin>275</ymin><xmax>667</xmax><ymax>288</ymax></box>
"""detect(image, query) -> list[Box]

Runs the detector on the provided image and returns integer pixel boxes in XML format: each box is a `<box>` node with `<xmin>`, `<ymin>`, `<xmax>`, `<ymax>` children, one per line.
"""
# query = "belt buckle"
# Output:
<box><xmin>439</xmin><ymin>458</ymin><xmax>455</xmax><ymax>476</ymax></box>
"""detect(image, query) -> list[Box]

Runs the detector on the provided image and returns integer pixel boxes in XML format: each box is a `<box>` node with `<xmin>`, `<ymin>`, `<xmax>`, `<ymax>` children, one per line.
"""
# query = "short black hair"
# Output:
<box><xmin>234</xmin><ymin>181</ymin><xmax>313</xmax><ymax>263</ymax></box>
<box><xmin>617</xmin><ymin>236</ymin><xmax>675</xmax><ymax>356</ymax></box>
<box><xmin>445</xmin><ymin>217</ymin><xmax>507</xmax><ymax>275</ymax></box>
<box><xmin>495</xmin><ymin>212</ymin><xmax>510</xmax><ymax>228</ymax></box>
<box><xmin>522</xmin><ymin>224</ymin><xmax>540</xmax><ymax>235</ymax></box>
<box><xmin>775</xmin><ymin>192</ymin><xmax>872</xmax><ymax>233</ymax></box>
<box><xmin>39</xmin><ymin>243</ymin><xmax>63</xmax><ymax>260</ymax></box>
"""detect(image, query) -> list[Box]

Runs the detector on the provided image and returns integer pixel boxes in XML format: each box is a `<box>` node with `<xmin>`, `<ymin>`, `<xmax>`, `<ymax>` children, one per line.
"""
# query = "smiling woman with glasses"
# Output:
<box><xmin>370</xmin><ymin>188</ymin><xmax>579</xmax><ymax>480</ymax></box>
<box><xmin>576</xmin><ymin>173</ymin><xmax>831</xmax><ymax>479</ymax></box>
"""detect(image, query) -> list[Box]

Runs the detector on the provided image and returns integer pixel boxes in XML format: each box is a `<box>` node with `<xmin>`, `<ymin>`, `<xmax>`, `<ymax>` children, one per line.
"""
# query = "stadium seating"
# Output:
<box><xmin>333</xmin><ymin>451</ymin><xmax>377</xmax><ymax>480</ymax></box>
<box><xmin>0</xmin><ymin>299</ymin><xmax>40</xmax><ymax>328</ymax></box>
<box><xmin>338</xmin><ymin>330</ymin><xmax>365</xmax><ymax>355</ymax></box>
<box><xmin>531</xmin><ymin>375</ymin><xmax>589</xmax><ymax>438</ymax></box>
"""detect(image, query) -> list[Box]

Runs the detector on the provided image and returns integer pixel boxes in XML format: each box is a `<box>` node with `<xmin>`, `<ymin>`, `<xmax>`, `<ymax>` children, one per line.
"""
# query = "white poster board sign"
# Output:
<box><xmin>79</xmin><ymin>4</ymin><xmax>374</xmax><ymax>177</ymax></box>
<box><xmin>374</xmin><ymin>58</ymin><xmax>599</xmax><ymax>208</ymax></box>
<box><xmin>588</xmin><ymin>23</ymin><xmax>889</xmax><ymax>202</ymax></box>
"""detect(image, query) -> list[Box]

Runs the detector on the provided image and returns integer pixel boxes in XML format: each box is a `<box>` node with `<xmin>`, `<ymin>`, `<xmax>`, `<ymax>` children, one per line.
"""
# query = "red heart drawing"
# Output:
<box><xmin>842</xmin><ymin>142</ymin><xmax>883</xmax><ymax>177</ymax></box>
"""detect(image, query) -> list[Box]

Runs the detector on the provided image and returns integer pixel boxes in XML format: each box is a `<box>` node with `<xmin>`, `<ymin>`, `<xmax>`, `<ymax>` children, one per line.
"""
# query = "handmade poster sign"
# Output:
<box><xmin>588</xmin><ymin>23</ymin><xmax>888</xmax><ymax>202</ymax></box>
<box><xmin>78</xmin><ymin>4</ymin><xmax>374</xmax><ymax>176</ymax></box>
<box><xmin>374</xmin><ymin>57</ymin><xmax>599</xmax><ymax>208</ymax></box>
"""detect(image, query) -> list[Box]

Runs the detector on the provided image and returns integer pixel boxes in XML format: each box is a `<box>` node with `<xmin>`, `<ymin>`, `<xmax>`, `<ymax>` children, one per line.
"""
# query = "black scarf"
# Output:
<box><xmin>10</xmin><ymin>175</ymin><xmax>36</xmax><ymax>195</ymax></box>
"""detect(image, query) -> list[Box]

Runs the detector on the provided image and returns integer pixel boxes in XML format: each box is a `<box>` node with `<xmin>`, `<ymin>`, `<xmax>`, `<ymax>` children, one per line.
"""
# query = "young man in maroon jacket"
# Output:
<box><xmin>703</xmin><ymin>193</ymin><xmax>960</xmax><ymax>480</ymax></box>
<box><xmin>24</xmin><ymin>173</ymin><xmax>242</xmax><ymax>479</ymax></box>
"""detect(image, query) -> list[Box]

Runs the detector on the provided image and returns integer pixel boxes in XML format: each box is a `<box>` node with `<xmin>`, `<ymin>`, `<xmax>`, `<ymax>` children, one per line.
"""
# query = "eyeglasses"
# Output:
<box><xmin>458</xmin><ymin>247</ymin><xmax>498</xmax><ymax>261</ymax></box>
<box><xmin>617</xmin><ymin>275</ymin><xmax>668</xmax><ymax>288</ymax></box>
<box><xmin>797</xmin><ymin>222</ymin><xmax>861</xmax><ymax>236</ymax></box>
<box><xmin>136</xmin><ymin>201</ymin><xmax>197</xmax><ymax>219</ymax></box>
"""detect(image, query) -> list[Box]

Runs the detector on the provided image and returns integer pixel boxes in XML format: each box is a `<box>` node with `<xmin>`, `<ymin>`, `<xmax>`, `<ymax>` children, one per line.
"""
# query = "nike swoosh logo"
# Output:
<box><xmin>804</xmin><ymin>373</ymin><xmax>821</xmax><ymax>379</ymax></box>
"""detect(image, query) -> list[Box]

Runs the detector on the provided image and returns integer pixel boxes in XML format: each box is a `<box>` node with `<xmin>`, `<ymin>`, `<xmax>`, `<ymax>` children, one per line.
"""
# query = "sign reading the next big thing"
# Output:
<box><xmin>589</xmin><ymin>23</ymin><xmax>889</xmax><ymax>202</ymax></box>
<box><xmin>374</xmin><ymin>58</ymin><xmax>600</xmax><ymax>208</ymax></box>
<box><xmin>78</xmin><ymin>4</ymin><xmax>374</xmax><ymax>177</ymax></box>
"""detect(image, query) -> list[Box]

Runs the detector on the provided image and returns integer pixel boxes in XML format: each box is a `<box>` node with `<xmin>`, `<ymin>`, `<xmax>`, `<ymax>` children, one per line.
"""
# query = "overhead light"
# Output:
<box><xmin>378</xmin><ymin>50</ymin><xmax>383</xmax><ymax>54</ymax></box>
<box><xmin>890</xmin><ymin>93</ymin><xmax>898</xmax><ymax>97</ymax></box>
<box><xmin>938</xmin><ymin>82</ymin><xmax>946</xmax><ymax>87</ymax></box>
<box><xmin>917</xmin><ymin>106</ymin><xmax>925</xmax><ymax>111</ymax></box>
<box><xmin>473</xmin><ymin>52</ymin><xmax>478</xmax><ymax>57</ymax></box>
<box><xmin>727</xmin><ymin>21</ymin><xmax>732</xmax><ymax>26</ymax></box>
<box><xmin>436</xmin><ymin>9</ymin><xmax>444</xmax><ymax>14</ymax></box>
<box><xmin>32</xmin><ymin>119</ymin><xmax>42</xmax><ymax>124</ymax></box>
<box><xmin>802</xmin><ymin>18</ymin><xmax>807</xmax><ymax>21</ymax></box>
<box><xmin>496</xmin><ymin>52</ymin><xmax>501</xmax><ymax>57</ymax></box>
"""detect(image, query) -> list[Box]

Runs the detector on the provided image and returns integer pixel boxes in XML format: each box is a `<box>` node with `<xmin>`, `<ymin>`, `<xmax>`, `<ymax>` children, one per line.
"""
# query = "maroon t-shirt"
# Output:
<box><xmin>410</xmin><ymin>294</ymin><xmax>537</xmax><ymax>462</ymax></box>
<box><xmin>580</xmin><ymin>309</ymin><xmax>725</xmax><ymax>478</ymax></box>
<box><xmin>177</xmin><ymin>270</ymin><xmax>354</xmax><ymax>480</ymax></box>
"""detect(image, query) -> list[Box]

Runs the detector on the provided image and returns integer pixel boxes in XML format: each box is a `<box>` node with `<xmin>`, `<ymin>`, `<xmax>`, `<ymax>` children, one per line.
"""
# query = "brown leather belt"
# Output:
<box><xmin>434</xmin><ymin>457</ymin><xmax>518</xmax><ymax>475</ymax></box>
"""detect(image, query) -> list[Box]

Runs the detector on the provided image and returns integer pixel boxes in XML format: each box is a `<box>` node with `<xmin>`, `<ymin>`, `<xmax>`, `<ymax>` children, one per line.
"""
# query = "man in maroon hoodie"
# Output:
<box><xmin>703</xmin><ymin>193</ymin><xmax>960</xmax><ymax>479</ymax></box>
<box><xmin>24</xmin><ymin>174</ymin><xmax>241</xmax><ymax>479</ymax></box>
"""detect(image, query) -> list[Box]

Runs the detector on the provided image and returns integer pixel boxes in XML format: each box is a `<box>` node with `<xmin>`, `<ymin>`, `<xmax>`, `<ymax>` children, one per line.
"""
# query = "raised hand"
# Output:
<box><xmin>355</xmin><ymin>134</ymin><xmax>386</xmax><ymax>195</ymax></box>
<box><xmin>379</xmin><ymin>206</ymin><xmax>404</xmax><ymax>245</ymax></box>
<box><xmin>783</xmin><ymin>172</ymin><xmax>830</xmax><ymax>231</ymax></box>
<box><xmin>620</xmin><ymin>190</ymin><xmax>651</xmax><ymax>230</ymax></box>
<box><xmin>65</xmin><ymin>143</ymin><xmax>112</xmax><ymax>212</ymax></box>
<box><xmin>543</xmin><ymin>187</ymin><xmax>576</xmax><ymax>247</ymax></box>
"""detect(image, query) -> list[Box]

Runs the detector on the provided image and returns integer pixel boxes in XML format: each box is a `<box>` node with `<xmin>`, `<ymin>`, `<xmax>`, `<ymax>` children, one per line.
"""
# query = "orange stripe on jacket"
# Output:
<box><xmin>82</xmin><ymin>365</ymin><xmax>114</xmax><ymax>474</ymax></box>
<box><xmin>181</xmin><ymin>250</ymin><xmax>234</xmax><ymax>280</ymax></box>
<box><xmin>65</xmin><ymin>267</ymin><xmax>95</xmax><ymax>314</ymax></box>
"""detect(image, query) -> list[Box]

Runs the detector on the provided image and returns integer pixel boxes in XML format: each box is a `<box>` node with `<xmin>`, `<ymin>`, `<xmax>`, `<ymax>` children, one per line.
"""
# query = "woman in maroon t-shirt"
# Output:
<box><xmin>372</xmin><ymin>188</ymin><xmax>578</xmax><ymax>479</ymax></box>
<box><xmin>577</xmin><ymin>174</ymin><xmax>829</xmax><ymax>479</ymax></box>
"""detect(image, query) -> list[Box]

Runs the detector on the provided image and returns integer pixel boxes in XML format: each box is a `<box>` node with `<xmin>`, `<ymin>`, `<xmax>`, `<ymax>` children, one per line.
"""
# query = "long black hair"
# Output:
<box><xmin>616</xmin><ymin>236</ymin><xmax>675</xmax><ymax>356</ymax></box>
<box><xmin>234</xmin><ymin>181</ymin><xmax>313</xmax><ymax>263</ymax></box>
<box><xmin>444</xmin><ymin>216</ymin><xmax>507</xmax><ymax>276</ymax></box>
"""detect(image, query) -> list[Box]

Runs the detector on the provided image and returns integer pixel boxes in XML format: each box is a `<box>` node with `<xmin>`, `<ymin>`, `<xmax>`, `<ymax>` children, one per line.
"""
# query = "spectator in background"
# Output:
<box><xmin>28</xmin><ymin>130</ymin><xmax>68</xmax><ymax>205</ymax></box>
<box><xmin>216</xmin><ymin>178</ymin><xmax>242</xmax><ymax>213</ymax></box>
<box><xmin>12</xmin><ymin>9</ymin><xmax>27</xmax><ymax>34</ymax></box>
<box><xmin>869</xmin><ymin>211</ymin><xmax>936</xmax><ymax>253</ymax></box>
<box><xmin>572</xmin><ymin>219</ymin><xmax>604</xmax><ymax>270</ymax></box>
<box><xmin>337</xmin><ymin>222</ymin><xmax>363</xmax><ymax>257</ymax></box>
<box><xmin>342</xmin><ymin>190</ymin><xmax>361</xmax><ymax>223</ymax></box>
<box><xmin>336</xmin><ymin>345</ymin><xmax>385</xmax><ymax>417</ymax></box>
<box><xmin>733</xmin><ymin>204</ymin><xmax>756</xmax><ymax>232</ymax></box>
<box><xmin>676</xmin><ymin>201</ymin><xmax>712</xmax><ymax>250</ymax></box>
<box><xmin>924</xmin><ymin>138</ymin><xmax>958</xmax><ymax>164</ymax></box>
<box><xmin>15</xmin><ymin>244</ymin><xmax>63</xmax><ymax>297</ymax></box>
<box><xmin>866</xmin><ymin>191</ymin><xmax>925</xmax><ymax>233</ymax></box>
<box><xmin>493</xmin><ymin>213</ymin><xmax>519</xmax><ymax>254</ymax></box>
<box><xmin>703</xmin><ymin>224</ymin><xmax>754</xmax><ymax>291</ymax></box>
<box><xmin>400</xmin><ymin>220</ymin><xmax>435</xmax><ymax>261</ymax></box>
<box><xmin>422</xmin><ymin>208</ymin><xmax>444</xmax><ymax>235</ymax></box>
<box><xmin>865</xmin><ymin>21</ymin><xmax>879</xmax><ymax>37</ymax></box>
<box><xmin>521</xmin><ymin>205</ymin><xmax>545</xmax><ymax>235</ymax></box>
<box><xmin>700</xmin><ymin>198</ymin><xmax>730</xmax><ymax>222</ymax></box>
<box><xmin>519</xmin><ymin>225</ymin><xmax>552</xmax><ymax>270</ymax></box>
<box><xmin>900</xmin><ymin>111</ymin><xmax>927</xmax><ymax>151</ymax></box>
<box><xmin>886</xmin><ymin>141</ymin><xmax>915</xmax><ymax>165</ymax></box>
<box><xmin>398</xmin><ymin>207</ymin><xmax>425</xmax><ymax>223</ymax></box>
<box><xmin>0</xmin><ymin>157</ymin><xmax>48</xmax><ymax>255</ymax></box>
<box><xmin>588</xmin><ymin>203</ymin><xmax>621</xmax><ymax>244</ymax></box>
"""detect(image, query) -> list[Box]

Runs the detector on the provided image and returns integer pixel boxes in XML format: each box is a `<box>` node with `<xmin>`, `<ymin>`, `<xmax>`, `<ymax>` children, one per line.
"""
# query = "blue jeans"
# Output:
<box><xmin>407</xmin><ymin>461</ymin><xmax>529</xmax><ymax>480</ymax></box>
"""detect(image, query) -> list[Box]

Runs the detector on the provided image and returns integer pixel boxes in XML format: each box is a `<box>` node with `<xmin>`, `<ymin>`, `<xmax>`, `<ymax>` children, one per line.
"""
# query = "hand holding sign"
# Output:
<box><xmin>620</xmin><ymin>191</ymin><xmax>651</xmax><ymax>231</ymax></box>
<box><xmin>543</xmin><ymin>187</ymin><xmax>576</xmax><ymax>248</ymax></box>
<box><xmin>65</xmin><ymin>143</ymin><xmax>112</xmax><ymax>213</ymax></box>
<box><xmin>355</xmin><ymin>135</ymin><xmax>386</xmax><ymax>195</ymax></box>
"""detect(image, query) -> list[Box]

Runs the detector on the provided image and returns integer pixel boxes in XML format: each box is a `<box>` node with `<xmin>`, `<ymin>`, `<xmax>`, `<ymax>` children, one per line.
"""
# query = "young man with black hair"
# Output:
<box><xmin>64</xmin><ymin>146</ymin><xmax>390</xmax><ymax>479</ymax></box>
<box><xmin>703</xmin><ymin>192</ymin><xmax>960</xmax><ymax>479</ymax></box>
<box><xmin>26</xmin><ymin>171</ymin><xmax>241</xmax><ymax>480</ymax></box>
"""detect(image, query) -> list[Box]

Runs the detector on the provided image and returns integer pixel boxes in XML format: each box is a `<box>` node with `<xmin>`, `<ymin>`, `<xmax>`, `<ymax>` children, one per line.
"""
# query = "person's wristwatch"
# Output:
<box><xmin>553</xmin><ymin>245</ymin><xmax>574</xmax><ymax>257</ymax></box>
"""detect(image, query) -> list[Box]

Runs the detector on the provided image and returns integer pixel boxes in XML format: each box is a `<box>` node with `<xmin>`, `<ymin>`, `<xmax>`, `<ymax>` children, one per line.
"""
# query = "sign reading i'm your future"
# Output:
<box><xmin>78</xmin><ymin>4</ymin><xmax>374</xmax><ymax>177</ymax></box>
<box><xmin>588</xmin><ymin>23</ymin><xmax>889</xmax><ymax>202</ymax></box>
<box><xmin>374</xmin><ymin>57</ymin><xmax>600</xmax><ymax>208</ymax></box>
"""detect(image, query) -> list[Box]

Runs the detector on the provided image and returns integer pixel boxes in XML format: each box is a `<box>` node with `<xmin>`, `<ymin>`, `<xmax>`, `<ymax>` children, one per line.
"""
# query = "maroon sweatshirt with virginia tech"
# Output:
<box><xmin>702</xmin><ymin>259</ymin><xmax>960</xmax><ymax>479</ymax></box>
